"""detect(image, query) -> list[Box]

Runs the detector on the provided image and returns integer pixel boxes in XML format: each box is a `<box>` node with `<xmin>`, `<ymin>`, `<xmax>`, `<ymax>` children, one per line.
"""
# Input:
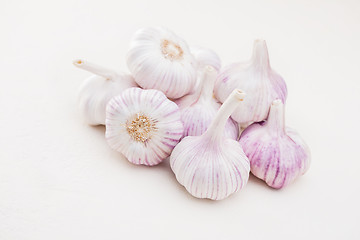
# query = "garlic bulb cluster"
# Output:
<box><xmin>74</xmin><ymin>59</ymin><xmax>137</xmax><ymax>125</ymax></box>
<box><xmin>191</xmin><ymin>46</ymin><xmax>221</xmax><ymax>72</ymax></box>
<box><xmin>214</xmin><ymin>40</ymin><xmax>288</xmax><ymax>129</ymax></box>
<box><xmin>74</xmin><ymin>26</ymin><xmax>311</xmax><ymax>199</ymax></box>
<box><xmin>239</xmin><ymin>100</ymin><xmax>311</xmax><ymax>189</ymax></box>
<box><xmin>170</xmin><ymin>90</ymin><xmax>250</xmax><ymax>200</ymax></box>
<box><xmin>176</xmin><ymin>65</ymin><xmax>238</xmax><ymax>139</ymax></box>
<box><xmin>106</xmin><ymin>87</ymin><xmax>183</xmax><ymax>166</ymax></box>
<box><xmin>127</xmin><ymin>27</ymin><xmax>197</xmax><ymax>99</ymax></box>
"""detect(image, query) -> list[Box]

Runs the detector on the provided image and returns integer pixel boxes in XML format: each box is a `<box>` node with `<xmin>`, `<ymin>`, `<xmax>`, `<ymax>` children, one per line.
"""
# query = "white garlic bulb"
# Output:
<box><xmin>176</xmin><ymin>65</ymin><xmax>238</xmax><ymax>139</ymax></box>
<box><xmin>214</xmin><ymin>39</ymin><xmax>288</xmax><ymax>129</ymax></box>
<box><xmin>170</xmin><ymin>89</ymin><xmax>250</xmax><ymax>200</ymax></box>
<box><xmin>126</xmin><ymin>27</ymin><xmax>197</xmax><ymax>99</ymax></box>
<box><xmin>106</xmin><ymin>87</ymin><xmax>184</xmax><ymax>166</ymax></box>
<box><xmin>191</xmin><ymin>46</ymin><xmax>221</xmax><ymax>72</ymax></box>
<box><xmin>239</xmin><ymin>99</ymin><xmax>311</xmax><ymax>189</ymax></box>
<box><xmin>74</xmin><ymin>59</ymin><xmax>137</xmax><ymax>125</ymax></box>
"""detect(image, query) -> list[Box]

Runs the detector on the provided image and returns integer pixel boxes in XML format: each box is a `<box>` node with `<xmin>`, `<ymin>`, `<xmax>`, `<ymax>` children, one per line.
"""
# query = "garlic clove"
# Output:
<box><xmin>239</xmin><ymin>99</ymin><xmax>311</xmax><ymax>189</ymax></box>
<box><xmin>126</xmin><ymin>27</ymin><xmax>197</xmax><ymax>99</ymax></box>
<box><xmin>191</xmin><ymin>46</ymin><xmax>221</xmax><ymax>72</ymax></box>
<box><xmin>170</xmin><ymin>89</ymin><xmax>250</xmax><ymax>200</ymax></box>
<box><xmin>106</xmin><ymin>87</ymin><xmax>184</xmax><ymax>166</ymax></box>
<box><xmin>74</xmin><ymin>59</ymin><xmax>137</xmax><ymax>125</ymax></box>
<box><xmin>176</xmin><ymin>66</ymin><xmax>238</xmax><ymax>139</ymax></box>
<box><xmin>214</xmin><ymin>39</ymin><xmax>288</xmax><ymax>129</ymax></box>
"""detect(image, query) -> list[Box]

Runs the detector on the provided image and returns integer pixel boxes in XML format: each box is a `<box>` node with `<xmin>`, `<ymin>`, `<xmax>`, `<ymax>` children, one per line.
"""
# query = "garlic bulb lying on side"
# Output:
<box><xmin>214</xmin><ymin>39</ymin><xmax>287</xmax><ymax>129</ymax></box>
<box><xmin>74</xmin><ymin>59</ymin><xmax>137</xmax><ymax>125</ymax></box>
<box><xmin>170</xmin><ymin>89</ymin><xmax>250</xmax><ymax>200</ymax></box>
<box><xmin>127</xmin><ymin>27</ymin><xmax>197</xmax><ymax>99</ymax></box>
<box><xmin>191</xmin><ymin>46</ymin><xmax>221</xmax><ymax>72</ymax></box>
<box><xmin>106</xmin><ymin>87</ymin><xmax>184</xmax><ymax>166</ymax></box>
<box><xmin>239</xmin><ymin>100</ymin><xmax>311</xmax><ymax>189</ymax></box>
<box><xmin>176</xmin><ymin>66</ymin><xmax>238</xmax><ymax>139</ymax></box>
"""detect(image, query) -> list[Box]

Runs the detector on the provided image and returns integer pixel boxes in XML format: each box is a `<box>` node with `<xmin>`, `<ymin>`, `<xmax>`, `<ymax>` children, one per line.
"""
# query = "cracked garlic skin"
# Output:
<box><xmin>106</xmin><ymin>87</ymin><xmax>184</xmax><ymax>166</ymax></box>
<box><xmin>176</xmin><ymin>65</ymin><xmax>238</xmax><ymax>139</ymax></box>
<box><xmin>214</xmin><ymin>39</ymin><xmax>287</xmax><ymax>129</ymax></box>
<box><xmin>239</xmin><ymin>100</ymin><xmax>311</xmax><ymax>189</ymax></box>
<box><xmin>126</xmin><ymin>27</ymin><xmax>197</xmax><ymax>99</ymax></box>
<box><xmin>74</xmin><ymin>59</ymin><xmax>137</xmax><ymax>125</ymax></box>
<box><xmin>191</xmin><ymin>46</ymin><xmax>221</xmax><ymax>72</ymax></box>
<box><xmin>171</xmin><ymin>89</ymin><xmax>250</xmax><ymax>200</ymax></box>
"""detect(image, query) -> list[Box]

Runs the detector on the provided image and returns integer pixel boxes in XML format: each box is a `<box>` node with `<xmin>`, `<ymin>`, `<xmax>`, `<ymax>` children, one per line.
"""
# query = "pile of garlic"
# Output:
<box><xmin>74</xmin><ymin>27</ymin><xmax>311</xmax><ymax>200</ymax></box>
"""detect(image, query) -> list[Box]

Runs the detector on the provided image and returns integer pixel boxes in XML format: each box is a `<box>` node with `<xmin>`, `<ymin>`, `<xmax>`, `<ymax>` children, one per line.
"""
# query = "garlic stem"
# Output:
<box><xmin>73</xmin><ymin>59</ymin><xmax>118</xmax><ymax>80</ymax></box>
<box><xmin>266</xmin><ymin>99</ymin><xmax>285</xmax><ymax>135</ymax></box>
<box><xmin>251</xmin><ymin>39</ymin><xmax>270</xmax><ymax>71</ymax></box>
<box><xmin>198</xmin><ymin>65</ymin><xmax>217</xmax><ymax>101</ymax></box>
<box><xmin>205</xmin><ymin>89</ymin><xmax>246</xmax><ymax>141</ymax></box>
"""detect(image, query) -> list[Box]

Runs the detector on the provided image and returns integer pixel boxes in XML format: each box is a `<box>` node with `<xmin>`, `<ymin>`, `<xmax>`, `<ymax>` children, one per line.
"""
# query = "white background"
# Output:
<box><xmin>1</xmin><ymin>0</ymin><xmax>359</xmax><ymax>239</ymax></box>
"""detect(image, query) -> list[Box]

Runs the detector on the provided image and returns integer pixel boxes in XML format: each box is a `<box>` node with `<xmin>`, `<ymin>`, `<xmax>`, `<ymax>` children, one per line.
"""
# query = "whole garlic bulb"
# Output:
<box><xmin>127</xmin><ymin>27</ymin><xmax>197</xmax><ymax>99</ymax></box>
<box><xmin>106</xmin><ymin>87</ymin><xmax>184</xmax><ymax>166</ymax></box>
<box><xmin>170</xmin><ymin>89</ymin><xmax>250</xmax><ymax>200</ymax></box>
<box><xmin>214</xmin><ymin>39</ymin><xmax>288</xmax><ymax>128</ymax></box>
<box><xmin>239</xmin><ymin>99</ymin><xmax>311</xmax><ymax>189</ymax></box>
<box><xmin>191</xmin><ymin>46</ymin><xmax>221</xmax><ymax>72</ymax></box>
<box><xmin>176</xmin><ymin>65</ymin><xmax>238</xmax><ymax>139</ymax></box>
<box><xmin>74</xmin><ymin>59</ymin><xmax>137</xmax><ymax>125</ymax></box>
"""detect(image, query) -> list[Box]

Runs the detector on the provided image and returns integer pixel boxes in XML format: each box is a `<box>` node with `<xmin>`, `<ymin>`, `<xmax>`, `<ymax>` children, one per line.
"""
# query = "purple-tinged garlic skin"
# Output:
<box><xmin>171</xmin><ymin>89</ymin><xmax>250</xmax><ymax>200</ymax></box>
<box><xmin>126</xmin><ymin>27</ymin><xmax>197</xmax><ymax>99</ymax></box>
<box><xmin>191</xmin><ymin>46</ymin><xmax>221</xmax><ymax>72</ymax></box>
<box><xmin>214</xmin><ymin>39</ymin><xmax>287</xmax><ymax>129</ymax></box>
<box><xmin>239</xmin><ymin>100</ymin><xmax>310</xmax><ymax>189</ymax></box>
<box><xmin>176</xmin><ymin>66</ymin><xmax>238</xmax><ymax>139</ymax></box>
<box><xmin>74</xmin><ymin>59</ymin><xmax>137</xmax><ymax>125</ymax></box>
<box><xmin>106</xmin><ymin>87</ymin><xmax>184</xmax><ymax>166</ymax></box>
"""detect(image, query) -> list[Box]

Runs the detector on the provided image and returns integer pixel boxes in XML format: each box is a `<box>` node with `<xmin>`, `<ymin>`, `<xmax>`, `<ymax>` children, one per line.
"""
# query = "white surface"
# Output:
<box><xmin>1</xmin><ymin>0</ymin><xmax>360</xmax><ymax>239</ymax></box>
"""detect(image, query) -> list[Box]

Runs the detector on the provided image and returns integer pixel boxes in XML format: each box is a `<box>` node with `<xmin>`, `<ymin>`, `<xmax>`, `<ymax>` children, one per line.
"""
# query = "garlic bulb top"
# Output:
<box><xmin>170</xmin><ymin>89</ymin><xmax>250</xmax><ymax>200</ymax></box>
<box><xmin>191</xmin><ymin>46</ymin><xmax>221</xmax><ymax>72</ymax></box>
<box><xmin>176</xmin><ymin>66</ymin><xmax>238</xmax><ymax>139</ymax></box>
<box><xmin>214</xmin><ymin>39</ymin><xmax>288</xmax><ymax>128</ymax></box>
<box><xmin>126</xmin><ymin>27</ymin><xmax>197</xmax><ymax>99</ymax></box>
<box><xmin>239</xmin><ymin>99</ymin><xmax>310</xmax><ymax>189</ymax></box>
<box><xmin>106</xmin><ymin>87</ymin><xmax>184</xmax><ymax>166</ymax></box>
<box><xmin>74</xmin><ymin>59</ymin><xmax>137</xmax><ymax>125</ymax></box>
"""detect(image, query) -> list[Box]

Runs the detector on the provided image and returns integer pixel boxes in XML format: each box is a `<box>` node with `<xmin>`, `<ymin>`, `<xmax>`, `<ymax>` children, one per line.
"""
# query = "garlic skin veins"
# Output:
<box><xmin>74</xmin><ymin>59</ymin><xmax>137</xmax><ymax>125</ymax></box>
<box><xmin>106</xmin><ymin>87</ymin><xmax>184</xmax><ymax>166</ymax></box>
<box><xmin>214</xmin><ymin>39</ymin><xmax>288</xmax><ymax>129</ymax></box>
<box><xmin>126</xmin><ymin>27</ymin><xmax>197</xmax><ymax>99</ymax></box>
<box><xmin>239</xmin><ymin>99</ymin><xmax>311</xmax><ymax>189</ymax></box>
<box><xmin>176</xmin><ymin>66</ymin><xmax>238</xmax><ymax>139</ymax></box>
<box><xmin>170</xmin><ymin>89</ymin><xmax>250</xmax><ymax>200</ymax></box>
<box><xmin>191</xmin><ymin>46</ymin><xmax>221</xmax><ymax>72</ymax></box>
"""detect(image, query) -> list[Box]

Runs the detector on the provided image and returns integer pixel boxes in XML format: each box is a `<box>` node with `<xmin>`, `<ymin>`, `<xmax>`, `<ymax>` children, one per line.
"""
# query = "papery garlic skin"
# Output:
<box><xmin>171</xmin><ymin>89</ymin><xmax>250</xmax><ymax>200</ymax></box>
<box><xmin>106</xmin><ymin>87</ymin><xmax>184</xmax><ymax>166</ymax></box>
<box><xmin>191</xmin><ymin>46</ymin><xmax>221</xmax><ymax>72</ymax></box>
<box><xmin>74</xmin><ymin>59</ymin><xmax>137</xmax><ymax>125</ymax></box>
<box><xmin>176</xmin><ymin>66</ymin><xmax>238</xmax><ymax>139</ymax></box>
<box><xmin>214</xmin><ymin>39</ymin><xmax>287</xmax><ymax>128</ymax></box>
<box><xmin>239</xmin><ymin>100</ymin><xmax>310</xmax><ymax>189</ymax></box>
<box><xmin>127</xmin><ymin>27</ymin><xmax>197</xmax><ymax>99</ymax></box>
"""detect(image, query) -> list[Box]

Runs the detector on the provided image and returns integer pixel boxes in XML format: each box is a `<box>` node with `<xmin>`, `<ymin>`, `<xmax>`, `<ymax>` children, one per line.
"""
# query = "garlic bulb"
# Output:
<box><xmin>126</xmin><ymin>27</ymin><xmax>197</xmax><ymax>99</ymax></box>
<box><xmin>74</xmin><ymin>59</ymin><xmax>137</xmax><ymax>125</ymax></box>
<box><xmin>106</xmin><ymin>87</ymin><xmax>184</xmax><ymax>166</ymax></box>
<box><xmin>170</xmin><ymin>89</ymin><xmax>250</xmax><ymax>200</ymax></box>
<box><xmin>176</xmin><ymin>66</ymin><xmax>238</xmax><ymax>139</ymax></box>
<box><xmin>191</xmin><ymin>46</ymin><xmax>221</xmax><ymax>71</ymax></box>
<box><xmin>214</xmin><ymin>39</ymin><xmax>288</xmax><ymax>129</ymax></box>
<box><xmin>239</xmin><ymin>99</ymin><xmax>311</xmax><ymax>189</ymax></box>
